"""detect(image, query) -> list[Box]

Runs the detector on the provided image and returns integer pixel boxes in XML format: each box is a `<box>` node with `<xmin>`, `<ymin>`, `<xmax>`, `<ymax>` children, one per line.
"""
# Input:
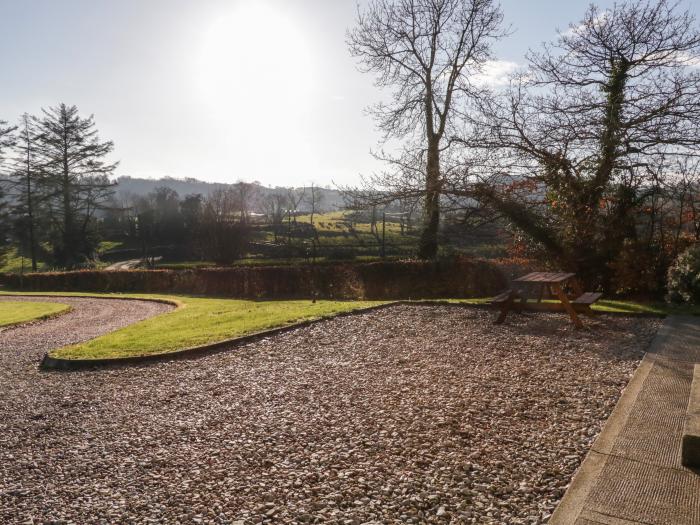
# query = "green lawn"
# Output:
<box><xmin>0</xmin><ymin>292</ymin><xmax>384</xmax><ymax>360</ymax></box>
<box><xmin>1</xmin><ymin>290</ymin><xmax>694</xmax><ymax>361</ymax></box>
<box><xmin>0</xmin><ymin>301</ymin><xmax>71</xmax><ymax>327</ymax></box>
<box><xmin>591</xmin><ymin>299</ymin><xmax>700</xmax><ymax>316</ymax></box>
<box><xmin>452</xmin><ymin>298</ymin><xmax>700</xmax><ymax>316</ymax></box>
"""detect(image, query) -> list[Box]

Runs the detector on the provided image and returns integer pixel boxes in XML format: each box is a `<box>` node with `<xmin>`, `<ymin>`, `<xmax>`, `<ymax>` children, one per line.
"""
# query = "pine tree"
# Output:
<box><xmin>7</xmin><ymin>114</ymin><xmax>45</xmax><ymax>271</ymax></box>
<box><xmin>33</xmin><ymin>104</ymin><xmax>117</xmax><ymax>267</ymax></box>
<box><xmin>0</xmin><ymin>120</ymin><xmax>16</xmax><ymax>260</ymax></box>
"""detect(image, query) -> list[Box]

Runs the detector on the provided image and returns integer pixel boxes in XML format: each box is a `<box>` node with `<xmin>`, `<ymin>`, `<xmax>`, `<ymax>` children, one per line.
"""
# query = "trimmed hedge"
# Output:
<box><xmin>0</xmin><ymin>259</ymin><xmax>507</xmax><ymax>300</ymax></box>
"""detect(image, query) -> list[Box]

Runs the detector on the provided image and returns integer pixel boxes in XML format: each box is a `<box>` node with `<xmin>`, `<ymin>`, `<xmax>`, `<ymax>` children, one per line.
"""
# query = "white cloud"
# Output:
<box><xmin>562</xmin><ymin>11</ymin><xmax>610</xmax><ymax>38</ymax></box>
<box><xmin>473</xmin><ymin>60</ymin><xmax>521</xmax><ymax>87</ymax></box>
<box><xmin>674</xmin><ymin>51</ymin><xmax>700</xmax><ymax>68</ymax></box>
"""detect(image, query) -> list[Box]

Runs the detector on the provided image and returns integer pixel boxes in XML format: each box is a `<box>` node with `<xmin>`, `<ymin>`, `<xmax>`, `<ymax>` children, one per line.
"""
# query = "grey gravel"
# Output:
<box><xmin>0</xmin><ymin>301</ymin><xmax>659</xmax><ymax>524</ymax></box>
<box><xmin>0</xmin><ymin>295</ymin><xmax>173</xmax><ymax>366</ymax></box>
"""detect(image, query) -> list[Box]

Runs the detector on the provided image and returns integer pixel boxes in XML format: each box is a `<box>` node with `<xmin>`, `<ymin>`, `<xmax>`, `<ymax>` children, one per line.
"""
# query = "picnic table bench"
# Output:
<box><xmin>492</xmin><ymin>272</ymin><xmax>602</xmax><ymax>328</ymax></box>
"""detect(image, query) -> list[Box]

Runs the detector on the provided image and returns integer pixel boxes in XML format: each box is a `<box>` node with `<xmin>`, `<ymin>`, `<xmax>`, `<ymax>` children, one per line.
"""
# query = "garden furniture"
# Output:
<box><xmin>492</xmin><ymin>272</ymin><xmax>602</xmax><ymax>328</ymax></box>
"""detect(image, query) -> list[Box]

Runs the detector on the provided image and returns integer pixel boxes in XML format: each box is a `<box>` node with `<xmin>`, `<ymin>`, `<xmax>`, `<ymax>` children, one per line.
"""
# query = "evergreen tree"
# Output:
<box><xmin>7</xmin><ymin>114</ymin><xmax>45</xmax><ymax>271</ymax></box>
<box><xmin>0</xmin><ymin>120</ymin><xmax>16</xmax><ymax>261</ymax></box>
<box><xmin>33</xmin><ymin>104</ymin><xmax>117</xmax><ymax>267</ymax></box>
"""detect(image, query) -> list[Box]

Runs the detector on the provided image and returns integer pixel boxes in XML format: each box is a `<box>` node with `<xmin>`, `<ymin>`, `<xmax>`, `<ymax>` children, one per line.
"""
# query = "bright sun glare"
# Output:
<box><xmin>196</xmin><ymin>1</ymin><xmax>317</xmax><ymax>181</ymax></box>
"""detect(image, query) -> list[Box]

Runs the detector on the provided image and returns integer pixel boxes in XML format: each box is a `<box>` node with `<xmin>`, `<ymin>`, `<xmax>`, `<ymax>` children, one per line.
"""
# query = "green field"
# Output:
<box><xmin>261</xmin><ymin>211</ymin><xmax>418</xmax><ymax>248</ymax></box>
<box><xmin>0</xmin><ymin>248</ymin><xmax>47</xmax><ymax>273</ymax></box>
<box><xmin>155</xmin><ymin>255</ymin><xmax>403</xmax><ymax>270</ymax></box>
<box><xmin>0</xmin><ymin>292</ymin><xmax>383</xmax><ymax>360</ymax></box>
<box><xmin>0</xmin><ymin>301</ymin><xmax>71</xmax><ymax>327</ymax></box>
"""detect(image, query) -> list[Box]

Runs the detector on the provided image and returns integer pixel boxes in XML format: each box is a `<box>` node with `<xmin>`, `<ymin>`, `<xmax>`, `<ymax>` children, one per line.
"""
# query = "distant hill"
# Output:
<box><xmin>113</xmin><ymin>176</ymin><xmax>347</xmax><ymax>212</ymax></box>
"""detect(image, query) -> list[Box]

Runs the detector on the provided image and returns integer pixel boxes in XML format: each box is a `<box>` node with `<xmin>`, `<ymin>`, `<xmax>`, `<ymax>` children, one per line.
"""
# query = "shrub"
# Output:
<box><xmin>667</xmin><ymin>244</ymin><xmax>700</xmax><ymax>304</ymax></box>
<box><xmin>610</xmin><ymin>239</ymin><xmax>667</xmax><ymax>297</ymax></box>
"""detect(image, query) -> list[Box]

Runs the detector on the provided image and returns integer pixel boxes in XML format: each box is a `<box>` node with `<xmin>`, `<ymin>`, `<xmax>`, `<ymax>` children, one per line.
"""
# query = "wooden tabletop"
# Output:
<box><xmin>513</xmin><ymin>272</ymin><xmax>576</xmax><ymax>284</ymax></box>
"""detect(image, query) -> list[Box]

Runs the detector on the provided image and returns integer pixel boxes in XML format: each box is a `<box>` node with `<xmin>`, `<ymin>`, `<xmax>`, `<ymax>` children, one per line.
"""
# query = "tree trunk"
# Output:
<box><xmin>62</xmin><ymin>149</ymin><xmax>75</xmax><ymax>266</ymax></box>
<box><xmin>26</xmin><ymin>169</ymin><xmax>37</xmax><ymax>271</ymax></box>
<box><xmin>577</xmin><ymin>58</ymin><xmax>630</xmax><ymax>287</ymax></box>
<box><xmin>418</xmin><ymin>138</ymin><xmax>441</xmax><ymax>259</ymax></box>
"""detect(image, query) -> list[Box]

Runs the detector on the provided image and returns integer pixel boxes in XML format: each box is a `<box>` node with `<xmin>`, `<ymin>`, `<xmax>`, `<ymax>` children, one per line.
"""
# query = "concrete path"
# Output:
<box><xmin>552</xmin><ymin>316</ymin><xmax>700</xmax><ymax>525</ymax></box>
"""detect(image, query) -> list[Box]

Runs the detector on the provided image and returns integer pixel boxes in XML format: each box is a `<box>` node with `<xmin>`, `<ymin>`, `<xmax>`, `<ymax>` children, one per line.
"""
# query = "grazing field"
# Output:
<box><xmin>0</xmin><ymin>304</ymin><xmax>659</xmax><ymax>524</ymax></box>
<box><xmin>0</xmin><ymin>300</ymin><xmax>70</xmax><ymax>327</ymax></box>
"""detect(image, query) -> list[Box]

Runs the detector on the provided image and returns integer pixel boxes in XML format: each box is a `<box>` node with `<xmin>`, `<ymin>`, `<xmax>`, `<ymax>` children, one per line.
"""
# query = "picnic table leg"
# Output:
<box><xmin>518</xmin><ymin>294</ymin><xmax>527</xmax><ymax>312</ymax></box>
<box><xmin>553</xmin><ymin>283</ymin><xmax>583</xmax><ymax>329</ymax></box>
<box><xmin>494</xmin><ymin>295</ymin><xmax>513</xmax><ymax>324</ymax></box>
<box><xmin>579</xmin><ymin>304</ymin><xmax>596</xmax><ymax>317</ymax></box>
<box><xmin>537</xmin><ymin>284</ymin><xmax>545</xmax><ymax>303</ymax></box>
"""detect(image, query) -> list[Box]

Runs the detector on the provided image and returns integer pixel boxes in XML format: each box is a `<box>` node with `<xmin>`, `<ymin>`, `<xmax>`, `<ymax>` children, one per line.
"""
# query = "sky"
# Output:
<box><xmin>0</xmin><ymin>0</ymin><xmax>696</xmax><ymax>188</ymax></box>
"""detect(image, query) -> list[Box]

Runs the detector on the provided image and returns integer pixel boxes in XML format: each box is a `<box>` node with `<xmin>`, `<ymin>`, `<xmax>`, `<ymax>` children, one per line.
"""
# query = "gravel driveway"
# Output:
<box><xmin>0</xmin><ymin>295</ymin><xmax>173</xmax><ymax>367</ymax></box>
<box><xmin>0</xmin><ymin>303</ymin><xmax>658</xmax><ymax>524</ymax></box>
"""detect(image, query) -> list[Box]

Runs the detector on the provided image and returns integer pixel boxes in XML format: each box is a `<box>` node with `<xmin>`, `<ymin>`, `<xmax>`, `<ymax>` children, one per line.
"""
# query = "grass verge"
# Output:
<box><xmin>0</xmin><ymin>291</ymin><xmax>693</xmax><ymax>361</ymax></box>
<box><xmin>450</xmin><ymin>297</ymin><xmax>700</xmax><ymax>315</ymax></box>
<box><xmin>0</xmin><ymin>301</ymin><xmax>71</xmax><ymax>328</ymax></box>
<box><xmin>0</xmin><ymin>292</ymin><xmax>384</xmax><ymax>360</ymax></box>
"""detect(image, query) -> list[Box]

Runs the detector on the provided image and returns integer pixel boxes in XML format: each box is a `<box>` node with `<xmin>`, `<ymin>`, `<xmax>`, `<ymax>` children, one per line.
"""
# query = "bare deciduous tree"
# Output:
<box><xmin>200</xmin><ymin>188</ymin><xmax>251</xmax><ymax>264</ymax></box>
<box><xmin>470</xmin><ymin>0</ymin><xmax>700</xmax><ymax>287</ymax></box>
<box><xmin>232</xmin><ymin>181</ymin><xmax>258</xmax><ymax>224</ymax></box>
<box><xmin>348</xmin><ymin>0</ymin><xmax>505</xmax><ymax>258</ymax></box>
<box><xmin>286</xmin><ymin>187</ymin><xmax>306</xmax><ymax>223</ymax></box>
<box><xmin>305</xmin><ymin>183</ymin><xmax>324</xmax><ymax>224</ymax></box>
<box><xmin>261</xmin><ymin>190</ymin><xmax>289</xmax><ymax>242</ymax></box>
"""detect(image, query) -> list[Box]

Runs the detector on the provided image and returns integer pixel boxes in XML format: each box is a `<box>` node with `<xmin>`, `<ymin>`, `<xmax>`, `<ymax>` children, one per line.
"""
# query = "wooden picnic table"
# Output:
<box><xmin>493</xmin><ymin>272</ymin><xmax>601</xmax><ymax>329</ymax></box>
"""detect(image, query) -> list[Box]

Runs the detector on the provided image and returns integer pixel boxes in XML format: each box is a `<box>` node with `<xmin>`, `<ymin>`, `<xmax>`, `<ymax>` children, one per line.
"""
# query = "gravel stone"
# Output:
<box><xmin>0</xmin><ymin>302</ymin><xmax>659</xmax><ymax>524</ymax></box>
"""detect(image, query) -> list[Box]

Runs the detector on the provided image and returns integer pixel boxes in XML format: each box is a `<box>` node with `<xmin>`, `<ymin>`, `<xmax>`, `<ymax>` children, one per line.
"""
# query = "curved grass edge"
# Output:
<box><xmin>0</xmin><ymin>291</ymin><xmax>182</xmax><ymax>309</ymax></box>
<box><xmin>0</xmin><ymin>301</ymin><xmax>73</xmax><ymax>329</ymax></box>
<box><xmin>37</xmin><ymin>297</ymin><xmax>666</xmax><ymax>371</ymax></box>
<box><xmin>0</xmin><ymin>291</ymin><xmax>675</xmax><ymax>370</ymax></box>
<box><xmin>40</xmin><ymin>302</ymin><xmax>399</xmax><ymax>370</ymax></box>
<box><xmin>1</xmin><ymin>292</ymin><xmax>389</xmax><ymax>364</ymax></box>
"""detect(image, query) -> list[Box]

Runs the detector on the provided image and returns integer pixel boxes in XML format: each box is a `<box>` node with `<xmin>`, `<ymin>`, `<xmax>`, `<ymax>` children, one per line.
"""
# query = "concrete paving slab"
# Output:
<box><xmin>683</xmin><ymin>364</ymin><xmax>700</xmax><ymax>468</ymax></box>
<box><xmin>577</xmin><ymin>512</ymin><xmax>653</xmax><ymax>525</ymax></box>
<box><xmin>552</xmin><ymin>316</ymin><xmax>700</xmax><ymax>525</ymax></box>
<box><xmin>585</xmin><ymin>455</ymin><xmax>700</xmax><ymax>524</ymax></box>
<box><xmin>575</xmin><ymin>519</ymin><xmax>607</xmax><ymax>525</ymax></box>
<box><xmin>610</xmin><ymin>357</ymin><xmax>693</xmax><ymax>469</ymax></box>
<box><xmin>652</xmin><ymin>316</ymin><xmax>700</xmax><ymax>362</ymax></box>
